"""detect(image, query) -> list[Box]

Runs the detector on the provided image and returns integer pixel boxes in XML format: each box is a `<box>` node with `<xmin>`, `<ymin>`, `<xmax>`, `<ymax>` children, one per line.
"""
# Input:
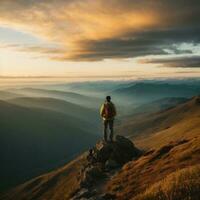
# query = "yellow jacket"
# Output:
<box><xmin>100</xmin><ymin>101</ymin><xmax>116</xmax><ymax>120</ymax></box>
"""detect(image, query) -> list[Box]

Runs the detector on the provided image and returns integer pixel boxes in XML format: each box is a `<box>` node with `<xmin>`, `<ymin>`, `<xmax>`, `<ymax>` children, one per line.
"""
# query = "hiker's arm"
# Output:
<box><xmin>100</xmin><ymin>104</ymin><xmax>105</xmax><ymax>117</ymax></box>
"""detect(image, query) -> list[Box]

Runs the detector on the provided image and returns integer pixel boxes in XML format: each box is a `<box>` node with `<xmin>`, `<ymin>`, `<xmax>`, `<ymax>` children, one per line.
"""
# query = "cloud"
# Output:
<box><xmin>140</xmin><ymin>56</ymin><xmax>200</xmax><ymax>68</ymax></box>
<box><xmin>0</xmin><ymin>0</ymin><xmax>199</xmax><ymax>61</ymax></box>
<box><xmin>0</xmin><ymin>43</ymin><xmax>65</xmax><ymax>57</ymax></box>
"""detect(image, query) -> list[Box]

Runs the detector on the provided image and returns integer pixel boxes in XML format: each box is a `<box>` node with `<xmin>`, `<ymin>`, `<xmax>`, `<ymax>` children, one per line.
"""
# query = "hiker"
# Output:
<box><xmin>100</xmin><ymin>96</ymin><xmax>116</xmax><ymax>142</ymax></box>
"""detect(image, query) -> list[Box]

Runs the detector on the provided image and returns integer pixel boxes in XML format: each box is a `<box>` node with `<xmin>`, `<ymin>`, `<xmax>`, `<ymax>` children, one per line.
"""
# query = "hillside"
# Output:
<box><xmin>9</xmin><ymin>88</ymin><xmax>101</xmax><ymax>109</ymax></box>
<box><xmin>106</xmin><ymin>136</ymin><xmax>200</xmax><ymax>200</ymax></box>
<box><xmin>112</xmin><ymin>82</ymin><xmax>200</xmax><ymax>104</ymax></box>
<box><xmin>52</xmin><ymin>81</ymin><xmax>125</xmax><ymax>96</ymax></box>
<box><xmin>2</xmin><ymin>137</ymin><xmax>199</xmax><ymax>200</ymax></box>
<box><xmin>1</xmin><ymin>96</ymin><xmax>200</xmax><ymax>200</ymax></box>
<box><xmin>0</xmin><ymin>135</ymin><xmax>141</xmax><ymax>200</ymax></box>
<box><xmin>0</xmin><ymin>91</ymin><xmax>24</xmax><ymax>100</ymax></box>
<box><xmin>124</xmin><ymin>97</ymin><xmax>188</xmax><ymax>116</ymax></box>
<box><xmin>7</xmin><ymin>97</ymin><xmax>98</xmax><ymax>124</ymax></box>
<box><xmin>0</xmin><ymin>155</ymin><xmax>85</xmax><ymax>200</ymax></box>
<box><xmin>0</xmin><ymin>100</ymin><xmax>99</xmax><ymax>192</ymax></box>
<box><xmin>117</xmin><ymin>96</ymin><xmax>200</xmax><ymax>149</ymax></box>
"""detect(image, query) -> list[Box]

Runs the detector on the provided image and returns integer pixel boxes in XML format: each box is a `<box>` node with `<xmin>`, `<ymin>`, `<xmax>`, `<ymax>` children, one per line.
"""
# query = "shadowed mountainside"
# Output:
<box><xmin>0</xmin><ymin>100</ymin><xmax>99</xmax><ymax>192</ymax></box>
<box><xmin>0</xmin><ymin>155</ymin><xmax>85</xmax><ymax>200</ymax></box>
<box><xmin>0</xmin><ymin>135</ymin><xmax>141</xmax><ymax>200</ymax></box>
<box><xmin>7</xmin><ymin>97</ymin><xmax>99</xmax><ymax>124</ymax></box>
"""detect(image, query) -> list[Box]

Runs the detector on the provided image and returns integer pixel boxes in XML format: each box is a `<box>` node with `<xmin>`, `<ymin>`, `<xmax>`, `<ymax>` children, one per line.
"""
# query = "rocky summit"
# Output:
<box><xmin>72</xmin><ymin>135</ymin><xmax>141</xmax><ymax>200</ymax></box>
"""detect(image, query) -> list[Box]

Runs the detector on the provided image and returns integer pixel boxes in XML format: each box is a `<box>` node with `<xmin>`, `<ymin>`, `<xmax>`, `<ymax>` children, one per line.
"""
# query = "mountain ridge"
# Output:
<box><xmin>7</xmin><ymin>97</ymin><xmax>98</xmax><ymax>124</ymax></box>
<box><xmin>9</xmin><ymin>88</ymin><xmax>101</xmax><ymax>108</ymax></box>
<box><xmin>1</xmin><ymin>96</ymin><xmax>200</xmax><ymax>200</ymax></box>
<box><xmin>112</xmin><ymin>82</ymin><xmax>200</xmax><ymax>104</ymax></box>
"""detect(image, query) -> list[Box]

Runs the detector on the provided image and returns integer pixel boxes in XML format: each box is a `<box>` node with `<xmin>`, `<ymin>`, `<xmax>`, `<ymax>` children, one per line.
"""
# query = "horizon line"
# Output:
<box><xmin>1</xmin><ymin>75</ymin><xmax>200</xmax><ymax>80</ymax></box>
<box><xmin>0</xmin><ymin>75</ymin><xmax>137</xmax><ymax>79</ymax></box>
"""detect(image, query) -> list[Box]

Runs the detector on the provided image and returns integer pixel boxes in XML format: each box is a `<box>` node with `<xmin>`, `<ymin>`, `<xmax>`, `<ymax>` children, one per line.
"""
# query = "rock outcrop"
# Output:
<box><xmin>72</xmin><ymin>135</ymin><xmax>141</xmax><ymax>200</ymax></box>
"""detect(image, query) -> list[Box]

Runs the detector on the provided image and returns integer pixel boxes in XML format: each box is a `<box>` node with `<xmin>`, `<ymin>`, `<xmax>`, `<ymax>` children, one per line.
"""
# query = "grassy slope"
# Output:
<box><xmin>106</xmin><ymin>136</ymin><xmax>200</xmax><ymax>200</ymax></box>
<box><xmin>1</xmin><ymin>155</ymin><xmax>87</xmax><ymax>200</ymax></box>
<box><xmin>1</xmin><ymin>97</ymin><xmax>200</xmax><ymax>200</ymax></box>
<box><xmin>117</xmin><ymin>96</ymin><xmax>200</xmax><ymax>148</ymax></box>
<box><xmin>133</xmin><ymin>96</ymin><xmax>200</xmax><ymax>149</ymax></box>
<box><xmin>104</xmin><ymin>97</ymin><xmax>200</xmax><ymax>199</ymax></box>
<box><xmin>133</xmin><ymin>164</ymin><xmax>200</xmax><ymax>200</ymax></box>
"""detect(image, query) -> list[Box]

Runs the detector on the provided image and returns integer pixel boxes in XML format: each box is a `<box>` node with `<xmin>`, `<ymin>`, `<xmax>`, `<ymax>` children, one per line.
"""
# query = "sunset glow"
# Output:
<box><xmin>0</xmin><ymin>0</ymin><xmax>200</xmax><ymax>78</ymax></box>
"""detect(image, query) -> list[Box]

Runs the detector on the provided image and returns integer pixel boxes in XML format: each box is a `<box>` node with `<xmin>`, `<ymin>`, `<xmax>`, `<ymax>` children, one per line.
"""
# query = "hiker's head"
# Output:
<box><xmin>106</xmin><ymin>96</ymin><xmax>111</xmax><ymax>102</ymax></box>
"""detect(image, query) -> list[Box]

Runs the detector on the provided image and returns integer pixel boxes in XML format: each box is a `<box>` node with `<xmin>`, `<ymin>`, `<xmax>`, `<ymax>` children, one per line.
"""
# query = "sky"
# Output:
<box><xmin>0</xmin><ymin>0</ymin><xmax>200</xmax><ymax>78</ymax></box>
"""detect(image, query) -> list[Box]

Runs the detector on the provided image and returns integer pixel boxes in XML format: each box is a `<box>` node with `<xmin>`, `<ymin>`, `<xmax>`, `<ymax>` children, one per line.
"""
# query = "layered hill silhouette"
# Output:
<box><xmin>123</xmin><ymin>97</ymin><xmax>188</xmax><ymax>116</ymax></box>
<box><xmin>112</xmin><ymin>82</ymin><xmax>200</xmax><ymax>104</ymax></box>
<box><xmin>1</xmin><ymin>96</ymin><xmax>200</xmax><ymax>200</ymax></box>
<box><xmin>9</xmin><ymin>88</ymin><xmax>101</xmax><ymax>109</ymax></box>
<box><xmin>0</xmin><ymin>100</ymin><xmax>99</xmax><ymax>192</ymax></box>
<box><xmin>7</xmin><ymin>97</ymin><xmax>98</xmax><ymax>124</ymax></box>
<box><xmin>0</xmin><ymin>91</ymin><xmax>24</xmax><ymax>100</ymax></box>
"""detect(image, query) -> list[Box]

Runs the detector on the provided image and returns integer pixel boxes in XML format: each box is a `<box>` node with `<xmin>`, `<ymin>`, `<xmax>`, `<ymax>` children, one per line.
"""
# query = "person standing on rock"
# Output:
<box><xmin>100</xmin><ymin>96</ymin><xmax>117</xmax><ymax>142</ymax></box>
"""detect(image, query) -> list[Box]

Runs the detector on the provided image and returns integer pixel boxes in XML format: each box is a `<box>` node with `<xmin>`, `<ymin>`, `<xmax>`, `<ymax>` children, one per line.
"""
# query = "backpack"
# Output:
<box><xmin>104</xmin><ymin>103</ymin><xmax>115</xmax><ymax>118</ymax></box>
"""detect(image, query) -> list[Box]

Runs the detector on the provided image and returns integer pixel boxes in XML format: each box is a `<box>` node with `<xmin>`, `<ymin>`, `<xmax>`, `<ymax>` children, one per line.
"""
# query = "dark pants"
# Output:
<box><xmin>103</xmin><ymin>119</ymin><xmax>114</xmax><ymax>141</ymax></box>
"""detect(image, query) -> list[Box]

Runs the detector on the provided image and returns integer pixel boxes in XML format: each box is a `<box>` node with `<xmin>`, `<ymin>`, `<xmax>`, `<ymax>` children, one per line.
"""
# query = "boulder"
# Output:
<box><xmin>105</xmin><ymin>159</ymin><xmax>120</xmax><ymax>170</ymax></box>
<box><xmin>75</xmin><ymin>135</ymin><xmax>141</xmax><ymax>200</ymax></box>
<box><xmin>93</xmin><ymin>135</ymin><xmax>140</xmax><ymax>166</ymax></box>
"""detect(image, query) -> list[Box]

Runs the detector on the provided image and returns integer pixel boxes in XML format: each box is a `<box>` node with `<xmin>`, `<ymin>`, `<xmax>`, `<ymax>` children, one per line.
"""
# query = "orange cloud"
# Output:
<box><xmin>0</xmin><ymin>0</ymin><xmax>199</xmax><ymax>61</ymax></box>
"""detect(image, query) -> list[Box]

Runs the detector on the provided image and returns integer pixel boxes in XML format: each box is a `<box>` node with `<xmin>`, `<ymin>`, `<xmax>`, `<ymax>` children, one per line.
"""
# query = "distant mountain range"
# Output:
<box><xmin>8</xmin><ymin>97</ymin><xmax>99</xmax><ymax>125</ymax></box>
<box><xmin>8</xmin><ymin>88</ymin><xmax>102</xmax><ymax>109</ymax></box>
<box><xmin>50</xmin><ymin>81</ymin><xmax>126</xmax><ymax>94</ymax></box>
<box><xmin>123</xmin><ymin>97</ymin><xmax>188</xmax><ymax>116</ymax></box>
<box><xmin>0</xmin><ymin>91</ymin><xmax>24</xmax><ymax>100</ymax></box>
<box><xmin>112</xmin><ymin>82</ymin><xmax>200</xmax><ymax>104</ymax></box>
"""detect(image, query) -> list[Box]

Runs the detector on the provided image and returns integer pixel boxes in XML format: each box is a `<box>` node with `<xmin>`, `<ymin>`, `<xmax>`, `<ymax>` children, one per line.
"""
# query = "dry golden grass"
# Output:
<box><xmin>106</xmin><ymin>135</ymin><xmax>200</xmax><ymax>200</ymax></box>
<box><xmin>118</xmin><ymin>96</ymin><xmax>200</xmax><ymax>150</ymax></box>
<box><xmin>0</xmin><ymin>154</ymin><xmax>87</xmax><ymax>200</ymax></box>
<box><xmin>133</xmin><ymin>164</ymin><xmax>200</xmax><ymax>200</ymax></box>
<box><xmin>135</xmin><ymin>116</ymin><xmax>200</xmax><ymax>149</ymax></box>
<box><xmin>106</xmin><ymin>98</ymin><xmax>200</xmax><ymax>200</ymax></box>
